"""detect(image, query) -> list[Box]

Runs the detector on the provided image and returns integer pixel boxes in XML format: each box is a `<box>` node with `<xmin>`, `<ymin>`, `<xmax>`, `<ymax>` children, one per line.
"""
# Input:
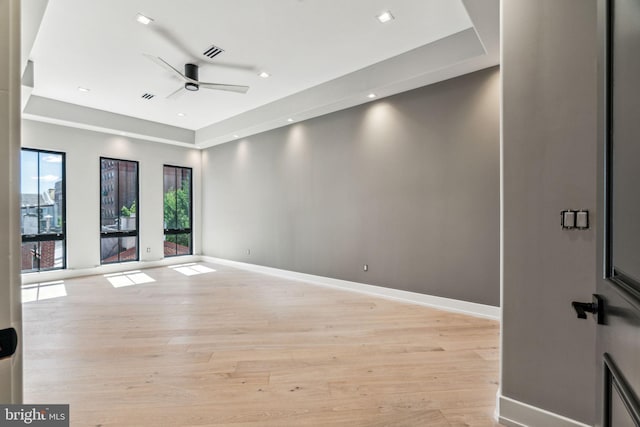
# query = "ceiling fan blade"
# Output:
<box><xmin>143</xmin><ymin>54</ymin><xmax>197</xmax><ymax>84</ymax></box>
<box><xmin>149</xmin><ymin>26</ymin><xmax>199</xmax><ymax>61</ymax></box>
<box><xmin>166</xmin><ymin>86</ymin><xmax>185</xmax><ymax>99</ymax></box>
<box><xmin>198</xmin><ymin>82</ymin><xmax>250</xmax><ymax>94</ymax></box>
<box><xmin>202</xmin><ymin>61</ymin><xmax>258</xmax><ymax>73</ymax></box>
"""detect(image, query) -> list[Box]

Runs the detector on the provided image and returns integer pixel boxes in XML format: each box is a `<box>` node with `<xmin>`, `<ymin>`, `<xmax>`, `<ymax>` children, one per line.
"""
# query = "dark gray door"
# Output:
<box><xmin>596</xmin><ymin>0</ymin><xmax>640</xmax><ymax>425</ymax></box>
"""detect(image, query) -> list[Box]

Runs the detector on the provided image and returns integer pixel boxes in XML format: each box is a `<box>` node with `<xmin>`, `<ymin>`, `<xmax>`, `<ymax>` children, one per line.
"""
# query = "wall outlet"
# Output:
<box><xmin>146</xmin><ymin>247</ymin><xmax>151</xmax><ymax>253</ymax></box>
<box><xmin>247</xmin><ymin>249</ymin><xmax>251</xmax><ymax>255</ymax></box>
<box><xmin>363</xmin><ymin>264</ymin><xmax>368</xmax><ymax>272</ymax></box>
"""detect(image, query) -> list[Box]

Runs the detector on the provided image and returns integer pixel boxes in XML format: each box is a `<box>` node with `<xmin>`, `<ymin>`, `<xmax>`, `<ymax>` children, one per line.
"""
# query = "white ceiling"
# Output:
<box><xmin>23</xmin><ymin>0</ymin><xmax>499</xmax><ymax>148</ymax></box>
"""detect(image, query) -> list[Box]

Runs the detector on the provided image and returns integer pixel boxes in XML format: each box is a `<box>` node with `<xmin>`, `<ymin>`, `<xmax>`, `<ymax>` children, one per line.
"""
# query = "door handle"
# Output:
<box><xmin>571</xmin><ymin>294</ymin><xmax>605</xmax><ymax>325</ymax></box>
<box><xmin>0</xmin><ymin>327</ymin><xmax>18</xmax><ymax>359</ymax></box>
<box><xmin>572</xmin><ymin>301</ymin><xmax>596</xmax><ymax>318</ymax></box>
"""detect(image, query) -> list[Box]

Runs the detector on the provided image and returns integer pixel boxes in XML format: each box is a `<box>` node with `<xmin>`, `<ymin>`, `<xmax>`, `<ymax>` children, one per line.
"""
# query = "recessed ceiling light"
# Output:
<box><xmin>77</xmin><ymin>87</ymin><xmax>90</xmax><ymax>92</ymax></box>
<box><xmin>136</xmin><ymin>13</ymin><xmax>154</xmax><ymax>25</ymax></box>
<box><xmin>259</xmin><ymin>71</ymin><xmax>271</xmax><ymax>79</ymax></box>
<box><xmin>367</xmin><ymin>93</ymin><xmax>377</xmax><ymax>99</ymax></box>
<box><xmin>177</xmin><ymin>112</ymin><xmax>185</xmax><ymax>117</ymax></box>
<box><xmin>233</xmin><ymin>134</ymin><xmax>239</xmax><ymax>138</ymax></box>
<box><xmin>376</xmin><ymin>11</ymin><xmax>395</xmax><ymax>23</ymax></box>
<box><xmin>287</xmin><ymin>118</ymin><xmax>294</xmax><ymax>122</ymax></box>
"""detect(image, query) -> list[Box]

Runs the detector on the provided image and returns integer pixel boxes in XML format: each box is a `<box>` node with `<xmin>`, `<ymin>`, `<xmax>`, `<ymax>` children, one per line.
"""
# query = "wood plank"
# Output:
<box><xmin>23</xmin><ymin>263</ymin><xmax>502</xmax><ymax>426</ymax></box>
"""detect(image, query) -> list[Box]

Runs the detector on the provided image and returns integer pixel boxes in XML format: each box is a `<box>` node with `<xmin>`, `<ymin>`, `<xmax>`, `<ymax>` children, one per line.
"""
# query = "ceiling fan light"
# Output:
<box><xmin>185</xmin><ymin>82</ymin><xmax>199</xmax><ymax>91</ymax></box>
<box><xmin>136</xmin><ymin>13</ymin><xmax>154</xmax><ymax>25</ymax></box>
<box><xmin>376</xmin><ymin>11</ymin><xmax>394</xmax><ymax>23</ymax></box>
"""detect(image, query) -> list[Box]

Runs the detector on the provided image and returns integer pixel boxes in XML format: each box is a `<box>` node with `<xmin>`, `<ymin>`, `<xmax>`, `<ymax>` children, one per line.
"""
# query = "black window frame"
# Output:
<box><xmin>20</xmin><ymin>148</ymin><xmax>67</xmax><ymax>273</ymax></box>
<box><xmin>163</xmin><ymin>164</ymin><xmax>193</xmax><ymax>257</ymax></box>
<box><xmin>100</xmin><ymin>157</ymin><xmax>139</xmax><ymax>264</ymax></box>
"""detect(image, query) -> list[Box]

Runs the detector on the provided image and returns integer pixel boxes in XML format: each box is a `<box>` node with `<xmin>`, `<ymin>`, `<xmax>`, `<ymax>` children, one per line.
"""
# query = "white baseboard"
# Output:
<box><xmin>498</xmin><ymin>395</ymin><xmax>592</xmax><ymax>427</ymax></box>
<box><xmin>21</xmin><ymin>255</ymin><xmax>202</xmax><ymax>285</ymax></box>
<box><xmin>202</xmin><ymin>256</ymin><xmax>500</xmax><ymax>320</ymax></box>
<box><xmin>22</xmin><ymin>255</ymin><xmax>500</xmax><ymax>320</ymax></box>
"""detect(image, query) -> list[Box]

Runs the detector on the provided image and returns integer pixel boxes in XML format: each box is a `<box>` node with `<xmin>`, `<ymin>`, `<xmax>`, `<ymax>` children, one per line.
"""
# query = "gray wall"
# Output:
<box><xmin>203</xmin><ymin>67</ymin><xmax>500</xmax><ymax>306</ymax></box>
<box><xmin>502</xmin><ymin>1</ymin><xmax>598</xmax><ymax>424</ymax></box>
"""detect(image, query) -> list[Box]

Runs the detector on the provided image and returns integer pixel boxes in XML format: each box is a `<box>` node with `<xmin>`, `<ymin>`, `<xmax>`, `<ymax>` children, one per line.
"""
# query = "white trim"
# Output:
<box><xmin>21</xmin><ymin>255</ymin><xmax>201</xmax><ymax>285</ymax></box>
<box><xmin>22</xmin><ymin>255</ymin><xmax>501</xmax><ymax>320</ymax></box>
<box><xmin>498</xmin><ymin>0</ymin><xmax>506</xmax><ymax>420</ymax></box>
<box><xmin>202</xmin><ymin>256</ymin><xmax>500</xmax><ymax>320</ymax></box>
<box><xmin>498</xmin><ymin>395</ymin><xmax>592</xmax><ymax>427</ymax></box>
<box><xmin>22</xmin><ymin>114</ymin><xmax>197</xmax><ymax>149</ymax></box>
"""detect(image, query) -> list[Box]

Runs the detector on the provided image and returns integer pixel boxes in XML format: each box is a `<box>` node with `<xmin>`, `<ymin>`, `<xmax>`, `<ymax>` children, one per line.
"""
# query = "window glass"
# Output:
<box><xmin>20</xmin><ymin>149</ymin><xmax>66</xmax><ymax>273</ymax></box>
<box><xmin>100</xmin><ymin>158</ymin><xmax>138</xmax><ymax>264</ymax></box>
<box><xmin>163</xmin><ymin>165</ymin><xmax>192</xmax><ymax>257</ymax></box>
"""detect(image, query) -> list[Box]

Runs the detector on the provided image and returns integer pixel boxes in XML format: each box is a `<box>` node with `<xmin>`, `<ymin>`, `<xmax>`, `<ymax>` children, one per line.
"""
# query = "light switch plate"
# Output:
<box><xmin>576</xmin><ymin>210</ymin><xmax>589</xmax><ymax>229</ymax></box>
<box><xmin>561</xmin><ymin>209</ymin><xmax>589</xmax><ymax>230</ymax></box>
<box><xmin>562</xmin><ymin>210</ymin><xmax>576</xmax><ymax>229</ymax></box>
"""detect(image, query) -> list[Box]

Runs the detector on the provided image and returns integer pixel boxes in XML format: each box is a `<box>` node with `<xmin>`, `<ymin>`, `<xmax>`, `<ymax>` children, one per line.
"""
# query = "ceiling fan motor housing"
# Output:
<box><xmin>185</xmin><ymin>63</ymin><xmax>199</xmax><ymax>91</ymax></box>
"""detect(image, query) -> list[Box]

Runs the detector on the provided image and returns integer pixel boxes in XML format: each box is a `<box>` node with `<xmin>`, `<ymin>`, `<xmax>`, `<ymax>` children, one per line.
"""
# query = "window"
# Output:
<box><xmin>163</xmin><ymin>165</ymin><xmax>192</xmax><ymax>257</ymax></box>
<box><xmin>100</xmin><ymin>158</ymin><xmax>139</xmax><ymax>264</ymax></box>
<box><xmin>20</xmin><ymin>149</ymin><xmax>66</xmax><ymax>273</ymax></box>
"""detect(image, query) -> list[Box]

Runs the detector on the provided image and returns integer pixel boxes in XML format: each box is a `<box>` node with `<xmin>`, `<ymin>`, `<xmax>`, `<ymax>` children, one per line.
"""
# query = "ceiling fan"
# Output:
<box><xmin>144</xmin><ymin>54</ymin><xmax>250</xmax><ymax>98</ymax></box>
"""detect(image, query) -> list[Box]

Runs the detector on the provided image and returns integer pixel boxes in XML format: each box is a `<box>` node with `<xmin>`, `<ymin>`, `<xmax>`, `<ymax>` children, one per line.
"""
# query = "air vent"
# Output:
<box><xmin>203</xmin><ymin>45</ymin><xmax>224</xmax><ymax>59</ymax></box>
<box><xmin>141</xmin><ymin>93</ymin><xmax>155</xmax><ymax>100</ymax></box>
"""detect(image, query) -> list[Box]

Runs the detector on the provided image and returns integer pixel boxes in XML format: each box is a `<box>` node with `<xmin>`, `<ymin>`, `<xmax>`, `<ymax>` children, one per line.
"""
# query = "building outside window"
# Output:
<box><xmin>20</xmin><ymin>148</ymin><xmax>66</xmax><ymax>273</ymax></box>
<box><xmin>100</xmin><ymin>157</ymin><xmax>139</xmax><ymax>264</ymax></box>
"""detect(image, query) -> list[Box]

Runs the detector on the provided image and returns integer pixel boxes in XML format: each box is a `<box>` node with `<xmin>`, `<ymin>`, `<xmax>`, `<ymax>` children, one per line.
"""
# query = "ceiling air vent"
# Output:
<box><xmin>203</xmin><ymin>44</ymin><xmax>224</xmax><ymax>59</ymax></box>
<box><xmin>141</xmin><ymin>93</ymin><xmax>155</xmax><ymax>100</ymax></box>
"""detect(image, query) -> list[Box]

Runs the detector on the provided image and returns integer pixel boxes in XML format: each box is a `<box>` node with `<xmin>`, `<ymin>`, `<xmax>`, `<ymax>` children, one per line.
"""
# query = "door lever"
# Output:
<box><xmin>571</xmin><ymin>294</ymin><xmax>604</xmax><ymax>325</ymax></box>
<box><xmin>0</xmin><ymin>327</ymin><xmax>18</xmax><ymax>359</ymax></box>
<box><xmin>572</xmin><ymin>301</ymin><xmax>596</xmax><ymax>318</ymax></box>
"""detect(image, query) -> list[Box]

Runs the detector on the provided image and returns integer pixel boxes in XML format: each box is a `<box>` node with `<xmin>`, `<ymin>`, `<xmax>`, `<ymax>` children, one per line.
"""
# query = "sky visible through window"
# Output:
<box><xmin>21</xmin><ymin>151</ymin><xmax>62</xmax><ymax>194</ymax></box>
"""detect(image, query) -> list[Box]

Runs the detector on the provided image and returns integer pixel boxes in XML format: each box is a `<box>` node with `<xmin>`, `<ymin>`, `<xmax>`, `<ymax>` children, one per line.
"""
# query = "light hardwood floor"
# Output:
<box><xmin>23</xmin><ymin>262</ymin><xmax>501</xmax><ymax>426</ymax></box>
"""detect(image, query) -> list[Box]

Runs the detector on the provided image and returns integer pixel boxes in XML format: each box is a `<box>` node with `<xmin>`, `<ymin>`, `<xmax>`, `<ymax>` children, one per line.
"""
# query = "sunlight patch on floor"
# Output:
<box><xmin>104</xmin><ymin>270</ymin><xmax>156</xmax><ymax>288</ymax></box>
<box><xmin>22</xmin><ymin>280</ymin><xmax>67</xmax><ymax>303</ymax></box>
<box><xmin>168</xmin><ymin>263</ymin><xmax>216</xmax><ymax>276</ymax></box>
